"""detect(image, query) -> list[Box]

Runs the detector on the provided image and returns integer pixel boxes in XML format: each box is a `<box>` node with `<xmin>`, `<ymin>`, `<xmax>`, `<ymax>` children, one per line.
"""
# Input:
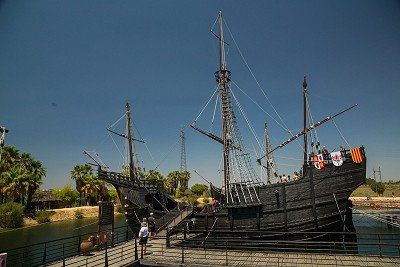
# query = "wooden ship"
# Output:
<box><xmin>183</xmin><ymin>11</ymin><xmax>366</xmax><ymax>241</ymax></box>
<box><xmin>89</xmin><ymin>103</ymin><xmax>183</xmax><ymax>233</ymax></box>
<box><xmin>93</xmin><ymin>11</ymin><xmax>366</xmax><ymax>243</ymax></box>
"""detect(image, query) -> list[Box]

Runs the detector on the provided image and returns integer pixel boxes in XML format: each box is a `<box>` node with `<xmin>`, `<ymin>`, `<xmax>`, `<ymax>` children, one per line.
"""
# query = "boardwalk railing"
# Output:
<box><xmin>4</xmin><ymin>225</ymin><xmax>135</xmax><ymax>267</ymax></box>
<box><xmin>2</xmin><ymin>228</ymin><xmax>400</xmax><ymax>266</ymax></box>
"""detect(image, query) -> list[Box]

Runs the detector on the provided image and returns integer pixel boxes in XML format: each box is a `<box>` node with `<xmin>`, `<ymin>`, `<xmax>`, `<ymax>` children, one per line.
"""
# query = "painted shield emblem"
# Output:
<box><xmin>313</xmin><ymin>154</ymin><xmax>325</xmax><ymax>170</ymax></box>
<box><xmin>330</xmin><ymin>151</ymin><xmax>343</xmax><ymax>166</ymax></box>
<box><xmin>350</xmin><ymin>147</ymin><xmax>364</xmax><ymax>163</ymax></box>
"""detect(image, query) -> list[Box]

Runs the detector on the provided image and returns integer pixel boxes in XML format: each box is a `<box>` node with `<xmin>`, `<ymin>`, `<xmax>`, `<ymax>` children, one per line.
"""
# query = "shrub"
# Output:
<box><xmin>191</xmin><ymin>184</ymin><xmax>208</xmax><ymax>196</ymax></box>
<box><xmin>35</xmin><ymin>210</ymin><xmax>54</xmax><ymax>223</ymax></box>
<box><xmin>75</xmin><ymin>210</ymin><xmax>84</xmax><ymax>219</ymax></box>
<box><xmin>0</xmin><ymin>202</ymin><xmax>25</xmax><ymax>228</ymax></box>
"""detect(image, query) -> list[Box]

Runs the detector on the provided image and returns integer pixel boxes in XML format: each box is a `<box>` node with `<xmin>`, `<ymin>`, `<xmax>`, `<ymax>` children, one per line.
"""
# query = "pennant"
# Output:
<box><xmin>313</xmin><ymin>154</ymin><xmax>325</xmax><ymax>169</ymax></box>
<box><xmin>330</xmin><ymin>151</ymin><xmax>343</xmax><ymax>166</ymax></box>
<box><xmin>350</xmin><ymin>147</ymin><xmax>363</xmax><ymax>163</ymax></box>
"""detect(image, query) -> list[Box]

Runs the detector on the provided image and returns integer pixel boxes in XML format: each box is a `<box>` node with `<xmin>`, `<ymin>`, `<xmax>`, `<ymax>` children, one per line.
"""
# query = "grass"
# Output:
<box><xmin>351</xmin><ymin>183</ymin><xmax>400</xmax><ymax>197</ymax></box>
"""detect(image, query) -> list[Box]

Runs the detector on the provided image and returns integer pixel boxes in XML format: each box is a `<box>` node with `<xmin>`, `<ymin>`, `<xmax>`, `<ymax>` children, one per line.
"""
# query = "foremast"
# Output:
<box><xmin>216</xmin><ymin>11</ymin><xmax>232</xmax><ymax>203</ymax></box>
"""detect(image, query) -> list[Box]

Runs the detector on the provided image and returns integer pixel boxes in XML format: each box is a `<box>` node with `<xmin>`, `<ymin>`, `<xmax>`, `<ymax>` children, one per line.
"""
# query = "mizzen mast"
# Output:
<box><xmin>303</xmin><ymin>76</ymin><xmax>308</xmax><ymax>172</ymax></box>
<box><xmin>264</xmin><ymin>121</ymin><xmax>272</xmax><ymax>182</ymax></box>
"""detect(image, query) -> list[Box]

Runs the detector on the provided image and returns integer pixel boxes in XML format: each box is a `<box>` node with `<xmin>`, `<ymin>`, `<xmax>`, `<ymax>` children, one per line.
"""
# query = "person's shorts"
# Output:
<box><xmin>139</xmin><ymin>236</ymin><xmax>148</xmax><ymax>245</ymax></box>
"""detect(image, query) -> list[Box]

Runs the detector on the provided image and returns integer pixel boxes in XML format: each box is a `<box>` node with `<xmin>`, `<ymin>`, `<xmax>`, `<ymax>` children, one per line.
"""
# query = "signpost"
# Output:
<box><xmin>98</xmin><ymin>201</ymin><xmax>115</xmax><ymax>247</ymax></box>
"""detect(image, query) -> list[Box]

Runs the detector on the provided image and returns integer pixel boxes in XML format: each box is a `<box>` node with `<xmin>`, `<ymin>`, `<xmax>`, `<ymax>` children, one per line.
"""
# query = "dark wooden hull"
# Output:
<box><xmin>190</xmin><ymin>156</ymin><xmax>366</xmax><ymax>235</ymax></box>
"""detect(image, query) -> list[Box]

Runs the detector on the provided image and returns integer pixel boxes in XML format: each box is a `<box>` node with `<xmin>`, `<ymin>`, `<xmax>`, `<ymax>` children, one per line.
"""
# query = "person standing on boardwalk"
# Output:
<box><xmin>138</xmin><ymin>222</ymin><xmax>149</xmax><ymax>254</ymax></box>
<box><xmin>148</xmin><ymin>212</ymin><xmax>156</xmax><ymax>237</ymax></box>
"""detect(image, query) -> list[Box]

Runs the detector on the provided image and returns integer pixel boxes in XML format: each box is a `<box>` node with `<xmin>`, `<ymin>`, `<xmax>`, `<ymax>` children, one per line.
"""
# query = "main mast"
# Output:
<box><xmin>216</xmin><ymin>11</ymin><xmax>231</xmax><ymax>202</ymax></box>
<box><xmin>302</xmin><ymin>76</ymin><xmax>308</xmax><ymax>172</ymax></box>
<box><xmin>126</xmin><ymin>103</ymin><xmax>136</xmax><ymax>180</ymax></box>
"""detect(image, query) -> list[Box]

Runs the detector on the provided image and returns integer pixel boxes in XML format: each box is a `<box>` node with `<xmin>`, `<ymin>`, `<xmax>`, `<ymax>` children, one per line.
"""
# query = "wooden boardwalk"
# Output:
<box><xmin>49</xmin><ymin>237</ymin><xmax>400</xmax><ymax>266</ymax></box>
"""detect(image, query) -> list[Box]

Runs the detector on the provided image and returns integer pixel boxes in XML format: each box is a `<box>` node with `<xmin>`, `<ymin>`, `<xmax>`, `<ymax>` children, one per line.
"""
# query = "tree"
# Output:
<box><xmin>147</xmin><ymin>170</ymin><xmax>164</xmax><ymax>183</ymax></box>
<box><xmin>166</xmin><ymin>171</ymin><xmax>181</xmax><ymax>193</ymax></box>
<box><xmin>24</xmin><ymin>157</ymin><xmax>46</xmax><ymax>213</ymax></box>
<box><xmin>0</xmin><ymin>146</ymin><xmax>45</xmax><ymax>212</ymax></box>
<box><xmin>71</xmin><ymin>164</ymin><xmax>95</xmax><ymax>206</ymax></box>
<box><xmin>191</xmin><ymin>184</ymin><xmax>208</xmax><ymax>196</ymax></box>
<box><xmin>367</xmin><ymin>178</ymin><xmax>386</xmax><ymax>196</ymax></box>
<box><xmin>179</xmin><ymin>171</ymin><xmax>190</xmax><ymax>188</ymax></box>
<box><xmin>52</xmin><ymin>184</ymin><xmax>80</xmax><ymax>207</ymax></box>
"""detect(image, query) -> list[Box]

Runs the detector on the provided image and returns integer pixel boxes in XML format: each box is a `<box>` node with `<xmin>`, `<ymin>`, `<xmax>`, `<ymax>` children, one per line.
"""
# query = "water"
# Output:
<box><xmin>0</xmin><ymin>214</ymin><xmax>127</xmax><ymax>252</ymax></box>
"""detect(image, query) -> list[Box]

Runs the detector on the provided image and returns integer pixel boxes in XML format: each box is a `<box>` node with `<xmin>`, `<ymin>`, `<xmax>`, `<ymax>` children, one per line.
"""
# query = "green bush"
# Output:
<box><xmin>35</xmin><ymin>210</ymin><xmax>54</xmax><ymax>223</ymax></box>
<box><xmin>75</xmin><ymin>210</ymin><xmax>84</xmax><ymax>219</ymax></box>
<box><xmin>0</xmin><ymin>202</ymin><xmax>25</xmax><ymax>228</ymax></box>
<box><xmin>191</xmin><ymin>184</ymin><xmax>208</xmax><ymax>196</ymax></box>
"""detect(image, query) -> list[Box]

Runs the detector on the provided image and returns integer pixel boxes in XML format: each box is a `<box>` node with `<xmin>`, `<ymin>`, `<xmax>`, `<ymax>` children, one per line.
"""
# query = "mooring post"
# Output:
<box><xmin>42</xmin><ymin>242</ymin><xmax>47</xmax><ymax>264</ymax></box>
<box><xmin>134</xmin><ymin>237</ymin><xmax>138</xmax><ymax>260</ymax></box>
<box><xmin>104</xmin><ymin>242</ymin><xmax>108</xmax><ymax>267</ymax></box>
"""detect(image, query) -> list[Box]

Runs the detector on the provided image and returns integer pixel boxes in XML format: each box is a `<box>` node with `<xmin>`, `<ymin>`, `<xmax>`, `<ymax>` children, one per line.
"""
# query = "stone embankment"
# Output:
<box><xmin>350</xmin><ymin>197</ymin><xmax>400</xmax><ymax>209</ymax></box>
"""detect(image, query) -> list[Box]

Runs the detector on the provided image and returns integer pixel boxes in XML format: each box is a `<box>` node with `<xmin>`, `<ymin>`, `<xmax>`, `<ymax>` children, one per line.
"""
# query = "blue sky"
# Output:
<box><xmin>1</xmin><ymin>0</ymin><xmax>399</xmax><ymax>188</ymax></box>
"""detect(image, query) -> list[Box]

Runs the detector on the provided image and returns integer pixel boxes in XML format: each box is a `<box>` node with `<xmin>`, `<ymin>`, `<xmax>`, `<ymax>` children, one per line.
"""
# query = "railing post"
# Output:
<box><xmin>78</xmin><ymin>235</ymin><xmax>82</xmax><ymax>254</ymax></box>
<box><xmin>378</xmin><ymin>234</ymin><xmax>382</xmax><ymax>256</ymax></box>
<box><xmin>63</xmin><ymin>243</ymin><xmax>66</xmax><ymax>267</ymax></box>
<box><xmin>105</xmin><ymin>242</ymin><xmax>108</xmax><ymax>267</ymax></box>
<box><xmin>126</xmin><ymin>225</ymin><xmax>129</xmax><ymax>241</ymax></box>
<box><xmin>134</xmin><ymin>237</ymin><xmax>138</xmax><ymax>260</ymax></box>
<box><xmin>183</xmin><ymin>228</ymin><xmax>187</xmax><ymax>240</ymax></box>
<box><xmin>42</xmin><ymin>242</ymin><xmax>47</xmax><ymax>264</ymax></box>
<box><xmin>225</xmin><ymin>241</ymin><xmax>228</xmax><ymax>266</ymax></box>
<box><xmin>166</xmin><ymin>228</ymin><xmax>171</xmax><ymax>248</ymax></box>
<box><xmin>181</xmin><ymin>247</ymin><xmax>184</xmax><ymax>264</ymax></box>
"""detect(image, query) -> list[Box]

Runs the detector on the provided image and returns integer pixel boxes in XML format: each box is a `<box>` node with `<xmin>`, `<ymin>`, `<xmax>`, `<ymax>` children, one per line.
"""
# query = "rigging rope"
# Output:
<box><xmin>109</xmin><ymin>132</ymin><xmax>126</xmax><ymax>163</ymax></box>
<box><xmin>193</xmin><ymin>86</ymin><xmax>219</xmax><ymax>123</ymax></box>
<box><xmin>224</xmin><ymin>20</ymin><xmax>298</xmax><ymax>141</ymax></box>
<box><xmin>209</xmin><ymin>93</ymin><xmax>219</xmax><ymax>133</ymax></box>
<box><xmin>109</xmin><ymin>112</ymin><xmax>127</xmax><ymax>129</ymax></box>
<box><xmin>332</xmin><ymin>119</ymin><xmax>351</xmax><ymax>149</ymax></box>
<box><xmin>230</xmin><ymin>88</ymin><xmax>263</xmax><ymax>151</ymax></box>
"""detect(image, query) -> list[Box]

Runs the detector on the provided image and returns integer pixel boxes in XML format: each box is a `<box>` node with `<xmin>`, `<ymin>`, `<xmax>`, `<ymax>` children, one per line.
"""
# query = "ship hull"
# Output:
<box><xmin>187</xmin><ymin>156</ymin><xmax>366</xmax><ymax>238</ymax></box>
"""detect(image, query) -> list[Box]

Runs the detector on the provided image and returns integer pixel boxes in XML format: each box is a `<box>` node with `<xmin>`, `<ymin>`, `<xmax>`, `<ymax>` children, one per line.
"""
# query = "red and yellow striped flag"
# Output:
<box><xmin>350</xmin><ymin>147</ymin><xmax>363</xmax><ymax>163</ymax></box>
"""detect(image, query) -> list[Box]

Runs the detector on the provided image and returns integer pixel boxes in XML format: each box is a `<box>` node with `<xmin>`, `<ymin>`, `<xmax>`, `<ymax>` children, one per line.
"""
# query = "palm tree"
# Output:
<box><xmin>2</xmin><ymin>165</ymin><xmax>26</xmax><ymax>203</ymax></box>
<box><xmin>179</xmin><ymin>171</ymin><xmax>190</xmax><ymax>188</ymax></box>
<box><xmin>166</xmin><ymin>171</ymin><xmax>180</xmax><ymax>193</ymax></box>
<box><xmin>25</xmin><ymin>159</ymin><xmax>45</xmax><ymax>213</ymax></box>
<box><xmin>0</xmin><ymin>146</ymin><xmax>20</xmax><ymax>203</ymax></box>
<box><xmin>71</xmin><ymin>164</ymin><xmax>94</xmax><ymax>206</ymax></box>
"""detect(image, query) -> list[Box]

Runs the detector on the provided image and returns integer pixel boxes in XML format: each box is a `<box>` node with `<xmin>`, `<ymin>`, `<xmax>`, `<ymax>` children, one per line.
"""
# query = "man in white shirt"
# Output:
<box><xmin>138</xmin><ymin>222</ymin><xmax>149</xmax><ymax>254</ymax></box>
